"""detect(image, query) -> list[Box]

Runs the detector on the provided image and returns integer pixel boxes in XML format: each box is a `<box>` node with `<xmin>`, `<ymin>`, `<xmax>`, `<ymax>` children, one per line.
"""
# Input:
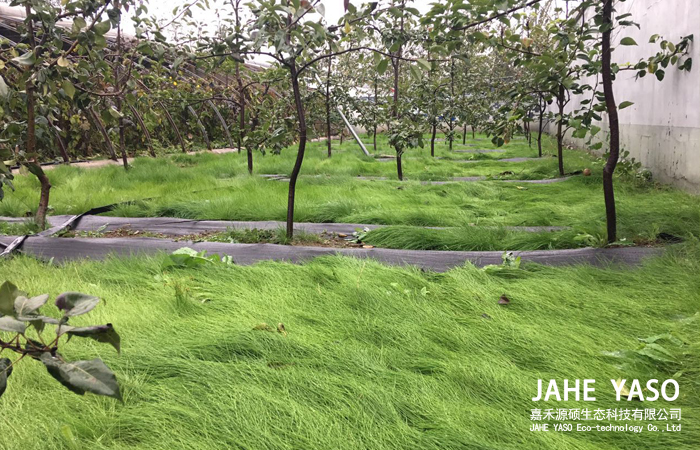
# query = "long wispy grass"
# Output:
<box><xmin>0</xmin><ymin>243</ymin><xmax>698</xmax><ymax>449</ymax></box>
<box><xmin>1</xmin><ymin>133</ymin><xmax>698</xmax><ymax>250</ymax></box>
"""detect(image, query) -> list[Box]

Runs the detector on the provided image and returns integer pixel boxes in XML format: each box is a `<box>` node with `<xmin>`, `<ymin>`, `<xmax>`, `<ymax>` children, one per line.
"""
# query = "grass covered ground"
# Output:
<box><xmin>1</xmin><ymin>133</ymin><xmax>698</xmax><ymax>250</ymax></box>
<box><xmin>0</xmin><ymin>243</ymin><xmax>698</xmax><ymax>450</ymax></box>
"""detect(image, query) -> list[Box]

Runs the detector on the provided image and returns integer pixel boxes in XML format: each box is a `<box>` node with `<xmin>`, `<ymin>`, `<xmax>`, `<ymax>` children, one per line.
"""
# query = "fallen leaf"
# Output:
<box><xmin>516</xmin><ymin>186</ymin><xmax>528</xmax><ymax>190</ymax></box>
<box><xmin>277</xmin><ymin>322</ymin><xmax>287</xmax><ymax>336</ymax></box>
<box><xmin>481</xmin><ymin>313</ymin><xmax>492</xmax><ymax>320</ymax></box>
<box><xmin>362</xmin><ymin>245</ymin><xmax>374</xmax><ymax>249</ymax></box>
<box><xmin>337</xmin><ymin>233</ymin><xmax>348</xmax><ymax>238</ymax></box>
<box><xmin>498</xmin><ymin>294</ymin><xmax>510</xmax><ymax>305</ymax></box>
<box><xmin>253</xmin><ymin>322</ymin><xmax>274</xmax><ymax>332</ymax></box>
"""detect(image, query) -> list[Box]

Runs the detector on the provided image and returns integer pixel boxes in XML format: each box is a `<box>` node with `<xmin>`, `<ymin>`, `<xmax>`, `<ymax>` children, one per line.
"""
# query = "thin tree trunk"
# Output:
<box><xmin>235</xmin><ymin>1</ymin><xmax>245</xmax><ymax>154</ymax></box>
<box><xmin>602</xmin><ymin>0</ymin><xmax>619</xmax><ymax>243</ymax></box>
<box><xmin>462</xmin><ymin>123</ymin><xmax>467</xmax><ymax>144</ymax></box>
<box><xmin>430</xmin><ymin>123</ymin><xmax>437</xmax><ymax>157</ymax></box>
<box><xmin>158</xmin><ymin>101</ymin><xmax>187</xmax><ymax>153</ymax></box>
<box><xmin>54</xmin><ymin>129</ymin><xmax>69</xmax><ymax>163</ymax></box>
<box><xmin>392</xmin><ymin>0</ymin><xmax>404</xmax><ymax>181</ymax></box>
<box><xmin>24</xmin><ymin>4</ymin><xmax>51</xmax><ymax>229</ymax></box>
<box><xmin>373</xmin><ymin>79</ymin><xmax>378</xmax><ymax>152</ymax></box>
<box><xmin>88</xmin><ymin>107</ymin><xmax>118</xmax><ymax>161</ymax></box>
<box><xmin>537</xmin><ymin>96</ymin><xmax>544</xmax><ymax>157</ymax></box>
<box><xmin>325</xmin><ymin>52</ymin><xmax>332</xmax><ymax>157</ymax></box>
<box><xmin>129</xmin><ymin>105</ymin><xmax>155</xmax><ymax>157</ymax></box>
<box><xmin>116</xmin><ymin>16</ymin><xmax>128</xmax><ymax>170</ymax></box>
<box><xmin>448</xmin><ymin>58</ymin><xmax>455</xmax><ymax>151</ymax></box>
<box><xmin>286</xmin><ymin>65</ymin><xmax>307</xmax><ymax>239</ymax></box>
<box><xmin>396</xmin><ymin>152</ymin><xmax>403</xmax><ymax>180</ymax></box>
<box><xmin>472</xmin><ymin>126</ymin><xmax>475</xmax><ymax>139</ymax></box>
<box><xmin>556</xmin><ymin>84</ymin><xmax>565</xmax><ymax>176</ymax></box>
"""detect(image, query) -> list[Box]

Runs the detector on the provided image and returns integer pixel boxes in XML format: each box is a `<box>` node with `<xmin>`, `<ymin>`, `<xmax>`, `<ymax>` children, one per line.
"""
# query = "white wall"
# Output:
<box><xmin>555</xmin><ymin>0</ymin><xmax>700</xmax><ymax>193</ymax></box>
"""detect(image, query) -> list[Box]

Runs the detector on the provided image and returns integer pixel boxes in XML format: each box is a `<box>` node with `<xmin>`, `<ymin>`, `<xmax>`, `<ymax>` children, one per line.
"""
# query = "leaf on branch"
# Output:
<box><xmin>0</xmin><ymin>315</ymin><xmax>26</xmax><ymax>333</ymax></box>
<box><xmin>376</xmin><ymin>58</ymin><xmax>389</xmax><ymax>75</ymax></box>
<box><xmin>62</xmin><ymin>80</ymin><xmax>76</xmax><ymax>99</ymax></box>
<box><xmin>0</xmin><ymin>76</ymin><xmax>10</xmax><ymax>98</ymax></box>
<box><xmin>0</xmin><ymin>357</ymin><xmax>12</xmax><ymax>398</ymax></box>
<box><xmin>416</xmin><ymin>58</ymin><xmax>431</xmax><ymax>71</ymax></box>
<box><xmin>12</xmin><ymin>52</ymin><xmax>36</xmax><ymax>67</ymax></box>
<box><xmin>94</xmin><ymin>21</ymin><xmax>111</xmax><ymax>35</ymax></box>
<box><xmin>14</xmin><ymin>294</ymin><xmax>48</xmax><ymax>316</ymax></box>
<box><xmin>620</xmin><ymin>37</ymin><xmax>637</xmax><ymax>46</ymax></box>
<box><xmin>57</xmin><ymin>56</ymin><xmax>71</xmax><ymax>68</ymax></box>
<box><xmin>0</xmin><ymin>281</ymin><xmax>21</xmax><ymax>316</ymax></box>
<box><xmin>60</xmin><ymin>324</ymin><xmax>121</xmax><ymax>354</ymax></box>
<box><xmin>108</xmin><ymin>107</ymin><xmax>123</xmax><ymax>119</ymax></box>
<box><xmin>55</xmin><ymin>292</ymin><xmax>100</xmax><ymax>318</ymax></box>
<box><xmin>618</xmin><ymin>101</ymin><xmax>634</xmax><ymax>110</ymax></box>
<box><xmin>40</xmin><ymin>353</ymin><xmax>122</xmax><ymax>401</ymax></box>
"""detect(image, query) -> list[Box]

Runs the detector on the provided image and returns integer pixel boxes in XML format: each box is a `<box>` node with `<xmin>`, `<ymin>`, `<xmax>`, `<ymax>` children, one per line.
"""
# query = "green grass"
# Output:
<box><xmin>0</xmin><ymin>243</ymin><xmax>698</xmax><ymax>449</ymax></box>
<box><xmin>1</xmin><ymin>133</ymin><xmax>698</xmax><ymax>251</ymax></box>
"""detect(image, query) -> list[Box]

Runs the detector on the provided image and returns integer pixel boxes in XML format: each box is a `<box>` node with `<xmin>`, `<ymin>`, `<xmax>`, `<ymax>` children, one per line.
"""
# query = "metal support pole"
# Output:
<box><xmin>314</xmin><ymin>74</ymin><xmax>370</xmax><ymax>157</ymax></box>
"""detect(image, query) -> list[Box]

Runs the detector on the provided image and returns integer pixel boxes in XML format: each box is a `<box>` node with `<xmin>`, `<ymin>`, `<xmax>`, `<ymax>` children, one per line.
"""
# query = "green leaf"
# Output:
<box><xmin>14</xmin><ymin>294</ymin><xmax>48</xmax><ymax>316</ymax></box>
<box><xmin>655</xmin><ymin>69</ymin><xmax>665</xmax><ymax>81</ymax></box>
<box><xmin>620</xmin><ymin>37</ymin><xmax>637</xmax><ymax>46</ymax></box>
<box><xmin>0</xmin><ymin>357</ymin><xmax>12</xmax><ymax>398</ymax></box>
<box><xmin>416</xmin><ymin>58</ymin><xmax>431</xmax><ymax>71</ymax></box>
<box><xmin>635</xmin><ymin>343</ymin><xmax>676</xmax><ymax>363</ymax></box>
<box><xmin>0</xmin><ymin>76</ymin><xmax>9</xmax><ymax>98</ymax></box>
<box><xmin>62</xmin><ymin>80</ymin><xmax>76</xmax><ymax>99</ymax></box>
<box><xmin>0</xmin><ymin>316</ymin><xmax>27</xmax><ymax>333</ymax></box>
<box><xmin>376</xmin><ymin>58</ymin><xmax>389</xmax><ymax>75</ymax></box>
<box><xmin>108</xmin><ymin>107</ymin><xmax>123</xmax><ymax>119</ymax></box>
<box><xmin>0</xmin><ymin>281</ymin><xmax>20</xmax><ymax>316</ymax></box>
<box><xmin>618</xmin><ymin>101</ymin><xmax>634</xmax><ymax>110</ymax></box>
<box><xmin>54</xmin><ymin>292</ymin><xmax>100</xmax><ymax>317</ymax></box>
<box><xmin>60</xmin><ymin>324</ymin><xmax>121</xmax><ymax>354</ymax></box>
<box><xmin>12</xmin><ymin>51</ymin><xmax>36</xmax><ymax>67</ymax></box>
<box><xmin>94</xmin><ymin>21</ymin><xmax>111</xmax><ymax>35</ymax></box>
<box><xmin>40</xmin><ymin>353</ymin><xmax>122</xmax><ymax>401</ymax></box>
<box><xmin>57</xmin><ymin>56</ymin><xmax>70</xmax><ymax>68</ymax></box>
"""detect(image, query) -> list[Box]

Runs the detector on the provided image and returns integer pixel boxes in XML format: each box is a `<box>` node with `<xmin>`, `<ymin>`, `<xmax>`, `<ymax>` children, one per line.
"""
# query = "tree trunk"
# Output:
<box><xmin>556</xmin><ymin>84</ymin><xmax>565</xmax><ymax>176</ymax></box>
<box><xmin>247</xmin><ymin>148</ymin><xmax>253</xmax><ymax>174</ymax></box>
<box><xmin>396</xmin><ymin>151</ymin><xmax>403</xmax><ymax>181</ymax></box>
<box><xmin>462</xmin><ymin>124</ymin><xmax>467</xmax><ymax>144</ymax></box>
<box><xmin>448</xmin><ymin>58</ymin><xmax>455</xmax><ymax>151</ymax></box>
<box><xmin>116</xmin><ymin>19</ymin><xmax>128</xmax><ymax>170</ymax></box>
<box><xmin>55</xmin><ymin>115</ymin><xmax>70</xmax><ymax>162</ymax></box>
<box><xmin>24</xmin><ymin>4</ymin><xmax>51</xmax><ymax>230</ymax></box>
<box><xmin>286</xmin><ymin>65</ymin><xmax>307</xmax><ymax>239</ymax></box>
<box><xmin>373</xmin><ymin>79</ymin><xmax>378</xmax><ymax>152</ymax></box>
<box><xmin>602</xmin><ymin>0</ymin><xmax>619</xmax><ymax>243</ymax></box>
<box><xmin>54</xmin><ymin>129</ymin><xmax>69</xmax><ymax>163</ymax></box>
<box><xmin>235</xmin><ymin>2</ymin><xmax>245</xmax><ymax>154</ymax></box>
<box><xmin>392</xmin><ymin>1</ymin><xmax>404</xmax><ymax>180</ymax></box>
<box><xmin>430</xmin><ymin>123</ymin><xmax>437</xmax><ymax>157</ymax></box>
<box><xmin>88</xmin><ymin>107</ymin><xmax>118</xmax><ymax>161</ymax></box>
<box><xmin>472</xmin><ymin>127</ymin><xmax>475</xmax><ymax>139</ymax></box>
<box><xmin>325</xmin><ymin>53</ymin><xmax>332</xmax><ymax>157</ymax></box>
<box><xmin>537</xmin><ymin>96</ymin><xmax>544</xmax><ymax>157</ymax></box>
